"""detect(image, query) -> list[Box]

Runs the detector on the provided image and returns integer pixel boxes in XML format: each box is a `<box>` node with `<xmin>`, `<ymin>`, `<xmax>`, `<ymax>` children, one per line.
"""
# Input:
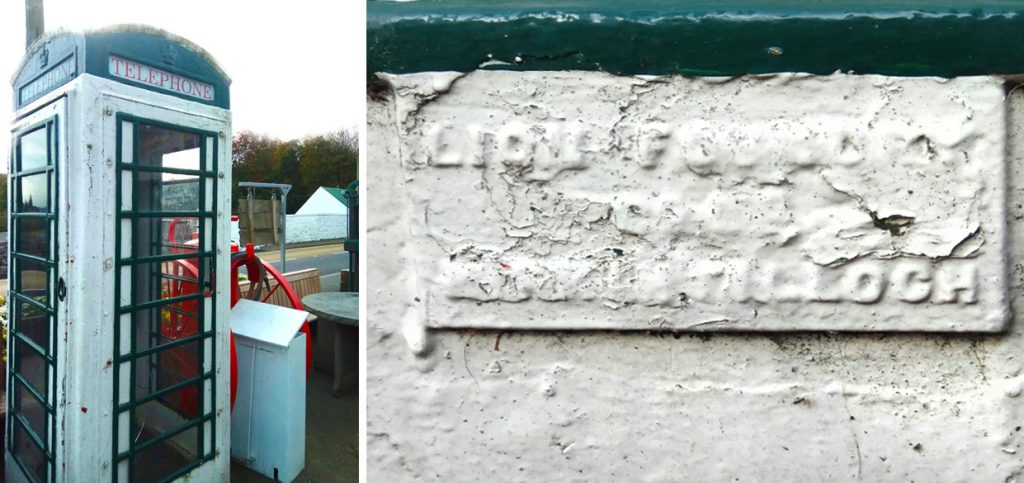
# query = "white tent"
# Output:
<box><xmin>296</xmin><ymin>186</ymin><xmax>350</xmax><ymax>215</ymax></box>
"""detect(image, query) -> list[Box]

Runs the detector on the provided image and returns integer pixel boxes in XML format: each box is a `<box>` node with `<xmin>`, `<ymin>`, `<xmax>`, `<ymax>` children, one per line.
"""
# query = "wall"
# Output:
<box><xmin>230</xmin><ymin>216</ymin><xmax>347</xmax><ymax>244</ymax></box>
<box><xmin>367</xmin><ymin>71</ymin><xmax>1024</xmax><ymax>481</ymax></box>
<box><xmin>285</xmin><ymin>214</ymin><xmax>347</xmax><ymax>244</ymax></box>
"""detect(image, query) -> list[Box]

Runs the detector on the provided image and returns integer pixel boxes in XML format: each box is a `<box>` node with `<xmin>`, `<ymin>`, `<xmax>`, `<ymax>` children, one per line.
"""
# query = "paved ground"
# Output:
<box><xmin>230</xmin><ymin>369</ymin><xmax>359</xmax><ymax>483</ymax></box>
<box><xmin>232</xmin><ymin>242</ymin><xmax>358</xmax><ymax>482</ymax></box>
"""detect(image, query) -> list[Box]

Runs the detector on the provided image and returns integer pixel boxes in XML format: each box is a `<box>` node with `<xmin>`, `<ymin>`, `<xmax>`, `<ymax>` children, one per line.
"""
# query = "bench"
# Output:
<box><xmin>237</xmin><ymin>268</ymin><xmax>337</xmax><ymax>374</ymax></box>
<box><xmin>237</xmin><ymin>268</ymin><xmax>321</xmax><ymax>308</ymax></box>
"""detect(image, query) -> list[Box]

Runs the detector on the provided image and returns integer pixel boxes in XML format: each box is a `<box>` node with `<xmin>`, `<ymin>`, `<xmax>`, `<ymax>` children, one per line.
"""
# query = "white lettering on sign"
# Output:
<box><xmin>19</xmin><ymin>55</ymin><xmax>76</xmax><ymax>106</ymax></box>
<box><xmin>387</xmin><ymin>71</ymin><xmax>1011</xmax><ymax>333</ymax></box>
<box><xmin>108</xmin><ymin>56</ymin><xmax>214</xmax><ymax>101</ymax></box>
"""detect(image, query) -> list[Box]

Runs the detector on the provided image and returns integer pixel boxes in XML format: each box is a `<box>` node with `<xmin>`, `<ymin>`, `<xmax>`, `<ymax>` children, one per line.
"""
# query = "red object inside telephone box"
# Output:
<box><xmin>159</xmin><ymin>218</ymin><xmax>311</xmax><ymax>416</ymax></box>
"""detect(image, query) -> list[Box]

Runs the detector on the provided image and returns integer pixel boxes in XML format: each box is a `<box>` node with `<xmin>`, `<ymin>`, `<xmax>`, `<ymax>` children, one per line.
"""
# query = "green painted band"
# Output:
<box><xmin>368</xmin><ymin>5</ymin><xmax>1024</xmax><ymax>77</ymax></box>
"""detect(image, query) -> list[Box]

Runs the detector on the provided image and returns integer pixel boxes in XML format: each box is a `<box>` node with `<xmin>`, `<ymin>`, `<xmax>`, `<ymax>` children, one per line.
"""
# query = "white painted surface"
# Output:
<box><xmin>295</xmin><ymin>187</ymin><xmax>350</xmax><ymax>216</ymax></box>
<box><xmin>232</xmin><ymin>214</ymin><xmax>345</xmax><ymax>245</ymax></box>
<box><xmin>230</xmin><ymin>299</ymin><xmax>309</xmax><ymax>348</ymax></box>
<box><xmin>231</xmin><ymin>332</ymin><xmax>306</xmax><ymax>483</ymax></box>
<box><xmin>383</xmin><ymin>72</ymin><xmax>1007</xmax><ymax>333</ymax></box>
<box><xmin>6</xmin><ymin>74</ymin><xmax>232</xmax><ymax>483</ymax></box>
<box><xmin>286</xmin><ymin>214</ymin><xmax>347</xmax><ymax>243</ymax></box>
<box><xmin>367</xmin><ymin>71</ymin><xmax>1024</xmax><ymax>481</ymax></box>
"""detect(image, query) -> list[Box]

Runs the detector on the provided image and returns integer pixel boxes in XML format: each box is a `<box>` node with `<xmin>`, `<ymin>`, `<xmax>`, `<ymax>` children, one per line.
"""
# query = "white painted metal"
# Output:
<box><xmin>380</xmin><ymin>71</ymin><xmax>1008</xmax><ymax>333</ymax></box>
<box><xmin>230</xmin><ymin>331</ymin><xmax>306</xmax><ymax>482</ymax></box>
<box><xmin>7</xmin><ymin>73</ymin><xmax>231</xmax><ymax>482</ymax></box>
<box><xmin>230</xmin><ymin>300</ymin><xmax>309</xmax><ymax>349</ymax></box>
<box><xmin>367</xmin><ymin>71</ymin><xmax>1024</xmax><ymax>481</ymax></box>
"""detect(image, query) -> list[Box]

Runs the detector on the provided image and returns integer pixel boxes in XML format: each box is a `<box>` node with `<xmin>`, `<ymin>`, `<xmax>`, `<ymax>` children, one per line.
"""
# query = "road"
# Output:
<box><xmin>255</xmin><ymin>243</ymin><xmax>350</xmax><ymax>292</ymax></box>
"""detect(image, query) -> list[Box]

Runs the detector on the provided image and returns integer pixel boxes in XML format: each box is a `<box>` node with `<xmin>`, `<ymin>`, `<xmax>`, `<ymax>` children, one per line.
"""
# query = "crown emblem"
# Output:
<box><xmin>160</xmin><ymin>42</ymin><xmax>178</xmax><ymax>66</ymax></box>
<box><xmin>39</xmin><ymin>47</ymin><xmax>49</xmax><ymax>68</ymax></box>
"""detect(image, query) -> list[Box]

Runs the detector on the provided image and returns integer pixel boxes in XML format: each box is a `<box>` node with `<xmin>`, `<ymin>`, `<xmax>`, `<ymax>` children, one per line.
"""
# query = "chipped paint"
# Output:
<box><xmin>379</xmin><ymin>71</ymin><xmax>1010</xmax><ymax>333</ymax></box>
<box><xmin>6</xmin><ymin>75</ymin><xmax>232</xmax><ymax>483</ymax></box>
<box><xmin>367</xmin><ymin>72</ymin><xmax>1024</xmax><ymax>481</ymax></box>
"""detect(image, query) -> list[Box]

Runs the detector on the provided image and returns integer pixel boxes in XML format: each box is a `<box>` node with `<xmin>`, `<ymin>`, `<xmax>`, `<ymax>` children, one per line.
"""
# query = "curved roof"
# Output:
<box><xmin>13</xmin><ymin>24</ymin><xmax>231</xmax><ymax>110</ymax></box>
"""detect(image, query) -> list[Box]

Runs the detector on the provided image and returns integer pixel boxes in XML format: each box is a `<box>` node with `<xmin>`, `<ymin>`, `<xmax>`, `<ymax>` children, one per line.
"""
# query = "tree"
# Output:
<box><xmin>0</xmin><ymin>174</ymin><xmax>7</xmax><ymax>232</ymax></box>
<box><xmin>269</xmin><ymin>140</ymin><xmax>305</xmax><ymax>209</ymax></box>
<box><xmin>231</xmin><ymin>130</ymin><xmax>281</xmax><ymax>202</ymax></box>
<box><xmin>231</xmin><ymin>129</ymin><xmax>359</xmax><ymax>213</ymax></box>
<box><xmin>298</xmin><ymin>130</ymin><xmax>358</xmax><ymax>203</ymax></box>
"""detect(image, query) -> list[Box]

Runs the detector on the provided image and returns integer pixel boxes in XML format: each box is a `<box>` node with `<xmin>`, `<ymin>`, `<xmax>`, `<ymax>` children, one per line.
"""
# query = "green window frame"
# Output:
<box><xmin>112</xmin><ymin>114</ymin><xmax>218</xmax><ymax>483</ymax></box>
<box><xmin>6</xmin><ymin>117</ymin><xmax>59</xmax><ymax>483</ymax></box>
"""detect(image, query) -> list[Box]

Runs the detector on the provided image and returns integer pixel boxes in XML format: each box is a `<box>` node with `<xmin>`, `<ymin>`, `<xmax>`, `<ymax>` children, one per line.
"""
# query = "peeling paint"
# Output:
<box><xmin>367</xmin><ymin>71</ymin><xmax>1024</xmax><ymax>482</ymax></box>
<box><xmin>384</xmin><ymin>71</ymin><xmax>1009</xmax><ymax>333</ymax></box>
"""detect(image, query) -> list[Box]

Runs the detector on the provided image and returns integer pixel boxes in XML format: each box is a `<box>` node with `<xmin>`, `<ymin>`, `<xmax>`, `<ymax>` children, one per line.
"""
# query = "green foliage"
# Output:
<box><xmin>0</xmin><ymin>173</ymin><xmax>7</xmax><ymax>232</ymax></box>
<box><xmin>232</xmin><ymin>130</ymin><xmax>358</xmax><ymax>213</ymax></box>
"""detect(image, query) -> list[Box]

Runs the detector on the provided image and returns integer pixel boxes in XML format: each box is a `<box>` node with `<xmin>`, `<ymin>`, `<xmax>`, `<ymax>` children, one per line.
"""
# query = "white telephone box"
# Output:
<box><xmin>7</xmin><ymin>26</ymin><xmax>232</xmax><ymax>483</ymax></box>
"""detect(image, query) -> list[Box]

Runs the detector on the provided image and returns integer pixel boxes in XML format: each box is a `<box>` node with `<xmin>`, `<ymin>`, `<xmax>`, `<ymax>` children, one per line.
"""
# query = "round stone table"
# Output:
<box><xmin>302</xmin><ymin>292</ymin><xmax>358</xmax><ymax>397</ymax></box>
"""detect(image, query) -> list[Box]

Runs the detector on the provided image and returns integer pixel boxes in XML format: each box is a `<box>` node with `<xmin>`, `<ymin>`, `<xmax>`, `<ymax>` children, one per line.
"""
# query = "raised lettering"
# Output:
<box><xmin>890</xmin><ymin>261</ymin><xmax>932</xmax><ymax>303</ymax></box>
<box><xmin>638</xmin><ymin>123</ymin><xmax>671</xmax><ymax>169</ymax></box>
<box><xmin>401</xmin><ymin>73</ymin><xmax>1008</xmax><ymax>332</ymax></box>
<box><xmin>429</xmin><ymin>125</ymin><xmax>462</xmax><ymax>166</ymax></box>
<box><xmin>498</xmin><ymin>122</ymin><xmax>532</xmax><ymax>168</ymax></box>
<box><xmin>107</xmin><ymin>56</ymin><xmax>214</xmax><ymax>101</ymax></box>
<box><xmin>933</xmin><ymin>264</ymin><xmax>978</xmax><ymax>304</ymax></box>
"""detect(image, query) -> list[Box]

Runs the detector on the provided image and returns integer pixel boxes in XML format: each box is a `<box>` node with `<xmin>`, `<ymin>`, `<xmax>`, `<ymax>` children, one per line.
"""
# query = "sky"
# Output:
<box><xmin>1</xmin><ymin>0</ymin><xmax>365</xmax><ymax>172</ymax></box>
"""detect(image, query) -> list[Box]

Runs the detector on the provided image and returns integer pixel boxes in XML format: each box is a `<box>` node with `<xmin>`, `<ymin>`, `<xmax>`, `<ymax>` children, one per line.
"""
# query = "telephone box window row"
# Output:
<box><xmin>8</xmin><ymin>118</ymin><xmax>58</xmax><ymax>483</ymax></box>
<box><xmin>113</xmin><ymin>116</ymin><xmax>218</xmax><ymax>483</ymax></box>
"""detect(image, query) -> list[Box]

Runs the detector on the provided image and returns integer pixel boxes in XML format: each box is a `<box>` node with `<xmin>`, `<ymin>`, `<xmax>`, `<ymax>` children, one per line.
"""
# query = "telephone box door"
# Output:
<box><xmin>7</xmin><ymin>97</ymin><xmax>67</xmax><ymax>483</ymax></box>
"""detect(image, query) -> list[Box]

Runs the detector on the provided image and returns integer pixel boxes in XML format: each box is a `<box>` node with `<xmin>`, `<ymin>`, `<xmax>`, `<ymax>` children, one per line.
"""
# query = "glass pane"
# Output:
<box><xmin>132</xmin><ymin>397</ymin><xmax>201</xmax><ymax>445</ymax></box>
<box><xmin>17</xmin><ymin>173</ymin><xmax>49</xmax><ymax>213</ymax></box>
<box><xmin>14</xmin><ymin>337</ymin><xmax>47</xmax><ymax>397</ymax></box>
<box><xmin>138</xmin><ymin>124</ymin><xmax>202</xmax><ymax>172</ymax></box>
<box><xmin>16</xmin><ymin>218</ymin><xmax>50</xmax><ymax>260</ymax></box>
<box><xmin>139</xmin><ymin>171</ymin><xmax>201</xmax><ymax>212</ymax></box>
<box><xmin>12</xmin><ymin>418</ymin><xmax>48</xmax><ymax>483</ymax></box>
<box><xmin>18</xmin><ymin>126</ymin><xmax>48</xmax><ymax>172</ymax></box>
<box><xmin>116</xmin><ymin>123</ymin><xmax>212</xmax><ymax>483</ymax></box>
<box><xmin>136</xmin><ymin>340</ymin><xmax>201</xmax><ymax>416</ymax></box>
<box><xmin>10</xmin><ymin>119</ymin><xmax>56</xmax><ymax>483</ymax></box>
<box><xmin>15</xmin><ymin>258</ymin><xmax>50</xmax><ymax>305</ymax></box>
<box><xmin>138</xmin><ymin>302</ymin><xmax>201</xmax><ymax>345</ymax></box>
<box><xmin>130</xmin><ymin>425</ymin><xmax>198</xmax><ymax>482</ymax></box>
<box><xmin>16</xmin><ymin>300</ymin><xmax>50</xmax><ymax>354</ymax></box>
<box><xmin>136</xmin><ymin>216</ymin><xmax>201</xmax><ymax>257</ymax></box>
<box><xmin>15</xmin><ymin>380</ymin><xmax>48</xmax><ymax>442</ymax></box>
<box><xmin>131</xmin><ymin>258</ymin><xmax>212</xmax><ymax>308</ymax></box>
<box><xmin>135</xmin><ymin>125</ymin><xmax>204</xmax><ymax>216</ymax></box>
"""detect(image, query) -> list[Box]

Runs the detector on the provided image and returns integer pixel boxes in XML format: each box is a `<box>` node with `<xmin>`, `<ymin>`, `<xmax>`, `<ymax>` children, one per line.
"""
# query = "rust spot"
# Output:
<box><xmin>81</xmin><ymin>407</ymin><xmax>87</xmax><ymax>414</ymax></box>
<box><xmin>367</xmin><ymin>76</ymin><xmax>393</xmax><ymax>102</ymax></box>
